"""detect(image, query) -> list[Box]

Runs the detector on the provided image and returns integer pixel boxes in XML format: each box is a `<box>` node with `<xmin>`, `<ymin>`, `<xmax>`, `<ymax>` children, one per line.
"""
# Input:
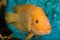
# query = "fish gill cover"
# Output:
<box><xmin>6</xmin><ymin>0</ymin><xmax>60</xmax><ymax>40</ymax></box>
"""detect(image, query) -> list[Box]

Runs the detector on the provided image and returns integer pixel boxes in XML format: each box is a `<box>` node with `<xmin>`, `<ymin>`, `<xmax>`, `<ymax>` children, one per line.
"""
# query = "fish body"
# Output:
<box><xmin>5</xmin><ymin>4</ymin><xmax>51</xmax><ymax>40</ymax></box>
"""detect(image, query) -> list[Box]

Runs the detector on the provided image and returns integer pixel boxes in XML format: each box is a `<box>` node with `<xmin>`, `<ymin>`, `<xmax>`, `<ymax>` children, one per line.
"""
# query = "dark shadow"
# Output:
<box><xmin>0</xmin><ymin>5</ymin><xmax>12</xmax><ymax>36</ymax></box>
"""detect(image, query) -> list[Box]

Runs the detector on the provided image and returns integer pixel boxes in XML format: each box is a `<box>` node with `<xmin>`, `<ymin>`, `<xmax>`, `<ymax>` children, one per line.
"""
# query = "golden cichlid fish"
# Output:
<box><xmin>5</xmin><ymin>4</ymin><xmax>51</xmax><ymax>40</ymax></box>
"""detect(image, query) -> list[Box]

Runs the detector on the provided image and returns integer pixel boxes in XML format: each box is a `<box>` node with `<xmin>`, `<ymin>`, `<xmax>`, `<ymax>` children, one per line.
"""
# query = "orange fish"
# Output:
<box><xmin>5</xmin><ymin>4</ymin><xmax>51</xmax><ymax>40</ymax></box>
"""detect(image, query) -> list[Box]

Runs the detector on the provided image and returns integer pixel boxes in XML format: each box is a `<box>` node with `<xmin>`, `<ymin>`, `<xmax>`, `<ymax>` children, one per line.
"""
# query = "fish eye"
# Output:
<box><xmin>36</xmin><ymin>20</ymin><xmax>38</xmax><ymax>24</ymax></box>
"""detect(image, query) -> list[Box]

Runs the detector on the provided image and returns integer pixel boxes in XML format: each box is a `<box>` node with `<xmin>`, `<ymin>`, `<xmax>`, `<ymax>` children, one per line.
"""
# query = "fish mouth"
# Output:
<box><xmin>41</xmin><ymin>29</ymin><xmax>51</xmax><ymax>35</ymax></box>
<box><xmin>32</xmin><ymin>28</ymin><xmax>51</xmax><ymax>35</ymax></box>
<box><xmin>44</xmin><ymin>28</ymin><xmax>51</xmax><ymax>33</ymax></box>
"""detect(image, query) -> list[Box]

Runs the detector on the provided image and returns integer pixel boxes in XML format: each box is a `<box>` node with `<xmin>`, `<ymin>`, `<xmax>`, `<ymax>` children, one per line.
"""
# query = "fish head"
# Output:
<box><xmin>31</xmin><ymin>6</ymin><xmax>51</xmax><ymax>35</ymax></box>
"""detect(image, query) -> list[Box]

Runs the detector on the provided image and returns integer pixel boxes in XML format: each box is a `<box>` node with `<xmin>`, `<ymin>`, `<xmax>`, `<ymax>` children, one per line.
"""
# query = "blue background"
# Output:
<box><xmin>6</xmin><ymin>0</ymin><xmax>60</xmax><ymax>40</ymax></box>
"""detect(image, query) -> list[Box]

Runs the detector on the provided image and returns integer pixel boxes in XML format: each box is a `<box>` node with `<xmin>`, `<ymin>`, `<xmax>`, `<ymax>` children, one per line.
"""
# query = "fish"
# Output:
<box><xmin>5</xmin><ymin>4</ymin><xmax>51</xmax><ymax>40</ymax></box>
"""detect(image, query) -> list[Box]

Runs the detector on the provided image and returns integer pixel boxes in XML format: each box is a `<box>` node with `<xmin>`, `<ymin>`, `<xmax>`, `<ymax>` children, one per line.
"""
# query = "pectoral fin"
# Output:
<box><xmin>25</xmin><ymin>32</ymin><xmax>34</xmax><ymax>40</ymax></box>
